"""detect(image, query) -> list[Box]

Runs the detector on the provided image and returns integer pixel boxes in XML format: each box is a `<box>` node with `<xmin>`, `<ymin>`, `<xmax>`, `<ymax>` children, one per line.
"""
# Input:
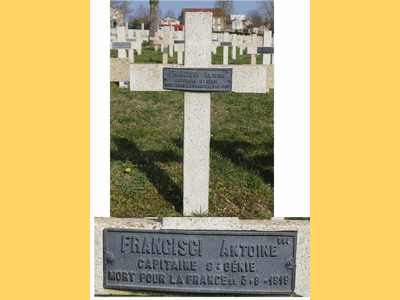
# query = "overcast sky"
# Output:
<box><xmin>125</xmin><ymin>1</ymin><xmax>261</xmax><ymax>19</ymax></box>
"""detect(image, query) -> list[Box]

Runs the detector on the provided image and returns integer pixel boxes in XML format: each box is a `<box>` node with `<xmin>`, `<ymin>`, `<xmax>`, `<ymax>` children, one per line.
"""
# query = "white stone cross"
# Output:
<box><xmin>231</xmin><ymin>36</ymin><xmax>238</xmax><ymax>60</ymax></box>
<box><xmin>220</xmin><ymin>42</ymin><xmax>232</xmax><ymax>65</ymax></box>
<box><xmin>245</xmin><ymin>37</ymin><xmax>263</xmax><ymax>66</ymax></box>
<box><xmin>169</xmin><ymin>25</ymin><xmax>174</xmax><ymax>57</ymax></box>
<box><xmin>162</xmin><ymin>47</ymin><xmax>168</xmax><ymax>64</ymax></box>
<box><xmin>183</xmin><ymin>12</ymin><xmax>213</xmax><ymax>215</ymax></box>
<box><xmin>174</xmin><ymin>41</ymin><xmax>184</xmax><ymax>65</ymax></box>
<box><xmin>116</xmin><ymin>26</ymin><xmax>129</xmax><ymax>88</ymax></box>
<box><xmin>239</xmin><ymin>35</ymin><xmax>244</xmax><ymax>55</ymax></box>
<box><xmin>263</xmin><ymin>30</ymin><xmax>273</xmax><ymax>65</ymax></box>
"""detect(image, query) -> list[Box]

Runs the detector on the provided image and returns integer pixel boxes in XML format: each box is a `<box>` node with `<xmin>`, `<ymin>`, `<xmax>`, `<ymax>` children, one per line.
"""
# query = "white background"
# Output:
<box><xmin>90</xmin><ymin>0</ymin><xmax>310</xmax><ymax>298</ymax></box>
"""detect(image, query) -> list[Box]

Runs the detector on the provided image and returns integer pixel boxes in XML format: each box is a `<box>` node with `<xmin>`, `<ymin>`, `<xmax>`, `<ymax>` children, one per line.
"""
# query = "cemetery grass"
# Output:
<box><xmin>110</xmin><ymin>43</ymin><xmax>262</xmax><ymax>65</ymax></box>
<box><xmin>110</xmin><ymin>83</ymin><xmax>274</xmax><ymax>219</ymax></box>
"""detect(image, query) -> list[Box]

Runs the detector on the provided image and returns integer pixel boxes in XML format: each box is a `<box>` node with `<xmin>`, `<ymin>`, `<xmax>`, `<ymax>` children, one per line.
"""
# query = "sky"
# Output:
<box><xmin>124</xmin><ymin>0</ymin><xmax>261</xmax><ymax>19</ymax></box>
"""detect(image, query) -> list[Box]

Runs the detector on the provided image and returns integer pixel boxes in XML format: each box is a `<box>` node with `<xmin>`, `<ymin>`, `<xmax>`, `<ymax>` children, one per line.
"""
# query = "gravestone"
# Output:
<box><xmin>220</xmin><ymin>42</ymin><xmax>232</xmax><ymax>65</ymax></box>
<box><xmin>116</xmin><ymin>26</ymin><xmax>128</xmax><ymax>88</ymax></box>
<box><xmin>126</xmin><ymin>39</ymin><xmax>136</xmax><ymax>64</ymax></box>
<box><xmin>245</xmin><ymin>37</ymin><xmax>262</xmax><ymax>66</ymax></box>
<box><xmin>232</xmin><ymin>38</ymin><xmax>237</xmax><ymax>60</ymax></box>
<box><xmin>169</xmin><ymin>25</ymin><xmax>174</xmax><ymax>57</ymax></box>
<box><xmin>262</xmin><ymin>31</ymin><xmax>273</xmax><ymax>65</ymax></box>
<box><xmin>239</xmin><ymin>35</ymin><xmax>244</xmax><ymax>55</ymax></box>
<box><xmin>162</xmin><ymin>47</ymin><xmax>168</xmax><ymax>64</ymax></box>
<box><xmin>117</xmin><ymin>26</ymin><xmax>127</xmax><ymax>58</ymax></box>
<box><xmin>174</xmin><ymin>40</ymin><xmax>184</xmax><ymax>65</ymax></box>
<box><xmin>182</xmin><ymin>12</ymin><xmax>213</xmax><ymax>216</ymax></box>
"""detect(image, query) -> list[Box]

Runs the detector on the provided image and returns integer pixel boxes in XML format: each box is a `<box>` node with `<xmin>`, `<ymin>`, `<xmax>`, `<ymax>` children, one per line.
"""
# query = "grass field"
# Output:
<box><xmin>110</xmin><ymin>41</ymin><xmax>263</xmax><ymax>65</ymax></box>
<box><xmin>110</xmin><ymin>84</ymin><xmax>274</xmax><ymax>219</ymax></box>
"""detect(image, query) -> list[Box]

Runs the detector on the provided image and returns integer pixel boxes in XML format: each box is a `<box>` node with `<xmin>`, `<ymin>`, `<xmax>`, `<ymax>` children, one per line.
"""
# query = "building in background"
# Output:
<box><xmin>231</xmin><ymin>14</ymin><xmax>246</xmax><ymax>21</ymax></box>
<box><xmin>110</xmin><ymin>6</ymin><xmax>124</xmax><ymax>28</ymax></box>
<box><xmin>159</xmin><ymin>16</ymin><xmax>180</xmax><ymax>26</ymax></box>
<box><xmin>179</xmin><ymin>8</ymin><xmax>226</xmax><ymax>32</ymax></box>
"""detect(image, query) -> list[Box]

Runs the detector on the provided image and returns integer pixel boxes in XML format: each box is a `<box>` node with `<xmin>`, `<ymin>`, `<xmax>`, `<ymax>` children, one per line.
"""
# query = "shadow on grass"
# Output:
<box><xmin>111</xmin><ymin>137</ymin><xmax>183</xmax><ymax>213</ymax></box>
<box><xmin>172</xmin><ymin>139</ymin><xmax>274</xmax><ymax>187</ymax></box>
<box><xmin>210</xmin><ymin>140</ymin><xmax>274</xmax><ymax>188</ymax></box>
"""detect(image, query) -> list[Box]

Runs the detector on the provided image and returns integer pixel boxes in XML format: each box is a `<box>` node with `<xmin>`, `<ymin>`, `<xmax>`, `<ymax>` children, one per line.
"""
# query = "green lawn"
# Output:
<box><xmin>110</xmin><ymin>41</ymin><xmax>263</xmax><ymax>64</ymax></box>
<box><xmin>110</xmin><ymin>85</ymin><xmax>274</xmax><ymax>219</ymax></box>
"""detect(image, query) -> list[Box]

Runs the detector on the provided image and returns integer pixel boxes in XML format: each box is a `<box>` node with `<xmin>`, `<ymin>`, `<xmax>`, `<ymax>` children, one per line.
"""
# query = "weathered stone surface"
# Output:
<box><xmin>184</xmin><ymin>12</ymin><xmax>212</xmax><ymax>69</ymax></box>
<box><xmin>183</xmin><ymin>12</ymin><xmax>212</xmax><ymax>216</ymax></box>
<box><xmin>130</xmin><ymin>64</ymin><xmax>182</xmax><ymax>91</ymax></box>
<box><xmin>110</xmin><ymin>58</ymin><xmax>130</xmax><ymax>82</ymax></box>
<box><xmin>263</xmin><ymin>30</ymin><xmax>273</xmax><ymax>65</ymax></box>
<box><xmin>223</xmin><ymin>46</ymin><xmax>228</xmax><ymax>65</ymax></box>
<box><xmin>95</xmin><ymin>218</ymin><xmax>309</xmax><ymax>296</ymax></box>
<box><xmin>266</xmin><ymin>64</ymin><xmax>274</xmax><ymax>91</ymax></box>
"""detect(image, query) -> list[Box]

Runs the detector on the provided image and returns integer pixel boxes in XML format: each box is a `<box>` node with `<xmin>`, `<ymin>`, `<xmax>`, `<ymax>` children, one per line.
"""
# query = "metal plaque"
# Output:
<box><xmin>103</xmin><ymin>229</ymin><xmax>297</xmax><ymax>295</ymax></box>
<box><xmin>220</xmin><ymin>42</ymin><xmax>232</xmax><ymax>46</ymax></box>
<box><xmin>112</xmin><ymin>42</ymin><xmax>131</xmax><ymax>49</ymax></box>
<box><xmin>257</xmin><ymin>47</ymin><xmax>274</xmax><ymax>54</ymax></box>
<box><xmin>174</xmin><ymin>40</ymin><xmax>184</xmax><ymax>44</ymax></box>
<box><xmin>163</xmin><ymin>68</ymin><xmax>232</xmax><ymax>92</ymax></box>
<box><xmin>126</xmin><ymin>39</ymin><xmax>136</xmax><ymax>42</ymax></box>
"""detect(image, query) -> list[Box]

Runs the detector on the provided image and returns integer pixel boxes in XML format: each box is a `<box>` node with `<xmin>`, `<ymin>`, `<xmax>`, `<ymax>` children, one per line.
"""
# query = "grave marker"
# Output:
<box><xmin>262</xmin><ymin>31</ymin><xmax>273</xmax><ymax>65</ymax></box>
<box><xmin>174</xmin><ymin>40</ymin><xmax>185</xmax><ymax>65</ymax></box>
<box><xmin>232</xmin><ymin>38</ymin><xmax>237</xmax><ymax>60</ymax></box>
<box><xmin>220</xmin><ymin>42</ymin><xmax>232</xmax><ymax>65</ymax></box>
<box><xmin>169</xmin><ymin>25</ymin><xmax>174</xmax><ymax>57</ymax></box>
<box><xmin>182</xmin><ymin>12</ymin><xmax>213</xmax><ymax>215</ymax></box>
<box><xmin>103</xmin><ymin>228</ymin><xmax>298</xmax><ymax>295</ymax></box>
<box><xmin>115</xmin><ymin>27</ymin><xmax>129</xmax><ymax>88</ymax></box>
<box><xmin>162</xmin><ymin>48</ymin><xmax>168</xmax><ymax>64</ymax></box>
<box><xmin>239</xmin><ymin>35</ymin><xmax>244</xmax><ymax>55</ymax></box>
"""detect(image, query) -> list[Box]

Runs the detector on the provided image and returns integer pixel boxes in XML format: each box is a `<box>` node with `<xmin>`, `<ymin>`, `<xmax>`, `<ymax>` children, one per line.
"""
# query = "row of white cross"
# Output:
<box><xmin>112</xmin><ymin>25</ymin><xmax>273</xmax><ymax>68</ymax></box>
<box><xmin>112</xmin><ymin>13</ymin><xmax>273</xmax><ymax>215</ymax></box>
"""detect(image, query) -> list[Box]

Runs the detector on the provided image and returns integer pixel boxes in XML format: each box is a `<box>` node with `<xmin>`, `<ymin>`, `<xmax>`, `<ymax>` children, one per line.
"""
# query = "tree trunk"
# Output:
<box><xmin>149</xmin><ymin>0</ymin><xmax>159</xmax><ymax>46</ymax></box>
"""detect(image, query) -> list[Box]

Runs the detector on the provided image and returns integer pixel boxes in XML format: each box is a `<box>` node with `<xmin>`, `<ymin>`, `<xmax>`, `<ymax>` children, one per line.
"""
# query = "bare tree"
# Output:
<box><xmin>149</xmin><ymin>0</ymin><xmax>159</xmax><ymax>45</ymax></box>
<box><xmin>214</xmin><ymin>0</ymin><xmax>235</xmax><ymax>18</ymax></box>
<box><xmin>247</xmin><ymin>9</ymin><xmax>263</xmax><ymax>28</ymax></box>
<box><xmin>165</xmin><ymin>9</ymin><xmax>176</xmax><ymax>18</ymax></box>
<box><xmin>257</xmin><ymin>0</ymin><xmax>274</xmax><ymax>32</ymax></box>
<box><xmin>129</xmin><ymin>4</ymin><xmax>150</xmax><ymax>28</ymax></box>
<box><xmin>110</xmin><ymin>1</ymin><xmax>134</xmax><ymax>23</ymax></box>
